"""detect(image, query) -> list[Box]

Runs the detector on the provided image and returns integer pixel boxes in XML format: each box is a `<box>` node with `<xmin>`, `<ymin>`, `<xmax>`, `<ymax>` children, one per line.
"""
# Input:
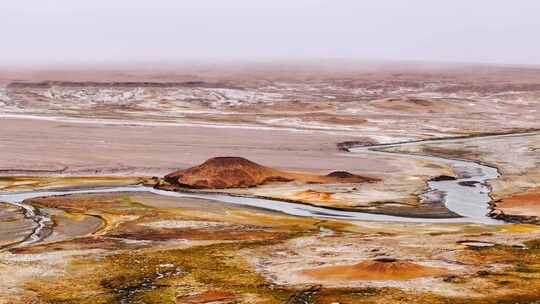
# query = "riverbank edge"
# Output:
<box><xmin>342</xmin><ymin>129</ymin><xmax>540</xmax><ymax>225</ymax></box>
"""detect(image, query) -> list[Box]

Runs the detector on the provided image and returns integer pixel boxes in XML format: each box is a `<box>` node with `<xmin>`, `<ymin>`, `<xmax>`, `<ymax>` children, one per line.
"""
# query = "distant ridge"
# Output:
<box><xmin>7</xmin><ymin>81</ymin><xmax>239</xmax><ymax>89</ymax></box>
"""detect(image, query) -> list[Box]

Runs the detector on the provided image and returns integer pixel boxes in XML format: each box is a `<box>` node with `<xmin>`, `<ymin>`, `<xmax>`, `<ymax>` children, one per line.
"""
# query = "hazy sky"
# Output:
<box><xmin>2</xmin><ymin>0</ymin><xmax>540</xmax><ymax>66</ymax></box>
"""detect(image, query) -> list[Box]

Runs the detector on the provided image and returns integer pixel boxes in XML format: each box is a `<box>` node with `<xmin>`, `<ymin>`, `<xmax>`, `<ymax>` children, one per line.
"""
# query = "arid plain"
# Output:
<box><xmin>1</xmin><ymin>62</ymin><xmax>540</xmax><ymax>304</ymax></box>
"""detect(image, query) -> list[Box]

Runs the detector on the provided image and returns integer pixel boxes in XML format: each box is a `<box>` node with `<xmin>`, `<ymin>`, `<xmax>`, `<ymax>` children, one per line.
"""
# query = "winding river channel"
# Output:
<box><xmin>6</xmin><ymin>132</ymin><xmax>539</xmax><ymax>249</ymax></box>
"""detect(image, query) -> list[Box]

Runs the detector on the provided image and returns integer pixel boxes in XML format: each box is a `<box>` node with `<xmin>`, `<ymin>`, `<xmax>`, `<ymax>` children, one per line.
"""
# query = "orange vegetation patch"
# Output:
<box><xmin>164</xmin><ymin>157</ymin><xmax>379</xmax><ymax>189</ymax></box>
<box><xmin>177</xmin><ymin>290</ymin><xmax>236</xmax><ymax>303</ymax></box>
<box><xmin>497</xmin><ymin>188</ymin><xmax>540</xmax><ymax>217</ymax></box>
<box><xmin>295</xmin><ymin>189</ymin><xmax>333</xmax><ymax>202</ymax></box>
<box><xmin>301</xmin><ymin>259</ymin><xmax>448</xmax><ymax>281</ymax></box>
<box><xmin>29</xmin><ymin>194</ymin><xmax>134</xmax><ymax>212</ymax></box>
<box><xmin>9</xmin><ymin>237</ymin><xmax>135</xmax><ymax>254</ymax></box>
<box><xmin>109</xmin><ymin>221</ymin><xmax>287</xmax><ymax>242</ymax></box>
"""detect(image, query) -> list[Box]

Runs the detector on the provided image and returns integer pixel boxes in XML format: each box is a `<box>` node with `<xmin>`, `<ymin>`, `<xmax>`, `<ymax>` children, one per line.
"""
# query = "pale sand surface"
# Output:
<box><xmin>0</xmin><ymin>117</ymin><xmax>393</xmax><ymax>175</ymax></box>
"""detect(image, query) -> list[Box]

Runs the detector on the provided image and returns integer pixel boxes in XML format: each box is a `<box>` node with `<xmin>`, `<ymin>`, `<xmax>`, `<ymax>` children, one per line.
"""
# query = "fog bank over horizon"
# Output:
<box><xmin>2</xmin><ymin>0</ymin><xmax>540</xmax><ymax>67</ymax></box>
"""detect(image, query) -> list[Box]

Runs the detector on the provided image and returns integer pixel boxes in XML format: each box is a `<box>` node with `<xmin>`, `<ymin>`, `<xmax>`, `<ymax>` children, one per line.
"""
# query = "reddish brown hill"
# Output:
<box><xmin>301</xmin><ymin>258</ymin><xmax>448</xmax><ymax>281</ymax></box>
<box><xmin>368</xmin><ymin>97</ymin><xmax>465</xmax><ymax>113</ymax></box>
<box><xmin>164</xmin><ymin>157</ymin><xmax>378</xmax><ymax>189</ymax></box>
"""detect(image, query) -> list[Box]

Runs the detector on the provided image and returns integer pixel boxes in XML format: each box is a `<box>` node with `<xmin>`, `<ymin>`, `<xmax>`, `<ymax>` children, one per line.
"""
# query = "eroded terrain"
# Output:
<box><xmin>1</xmin><ymin>63</ymin><xmax>540</xmax><ymax>303</ymax></box>
<box><xmin>2</xmin><ymin>178</ymin><xmax>540</xmax><ymax>303</ymax></box>
<box><xmin>2</xmin><ymin>63</ymin><xmax>540</xmax><ymax>140</ymax></box>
